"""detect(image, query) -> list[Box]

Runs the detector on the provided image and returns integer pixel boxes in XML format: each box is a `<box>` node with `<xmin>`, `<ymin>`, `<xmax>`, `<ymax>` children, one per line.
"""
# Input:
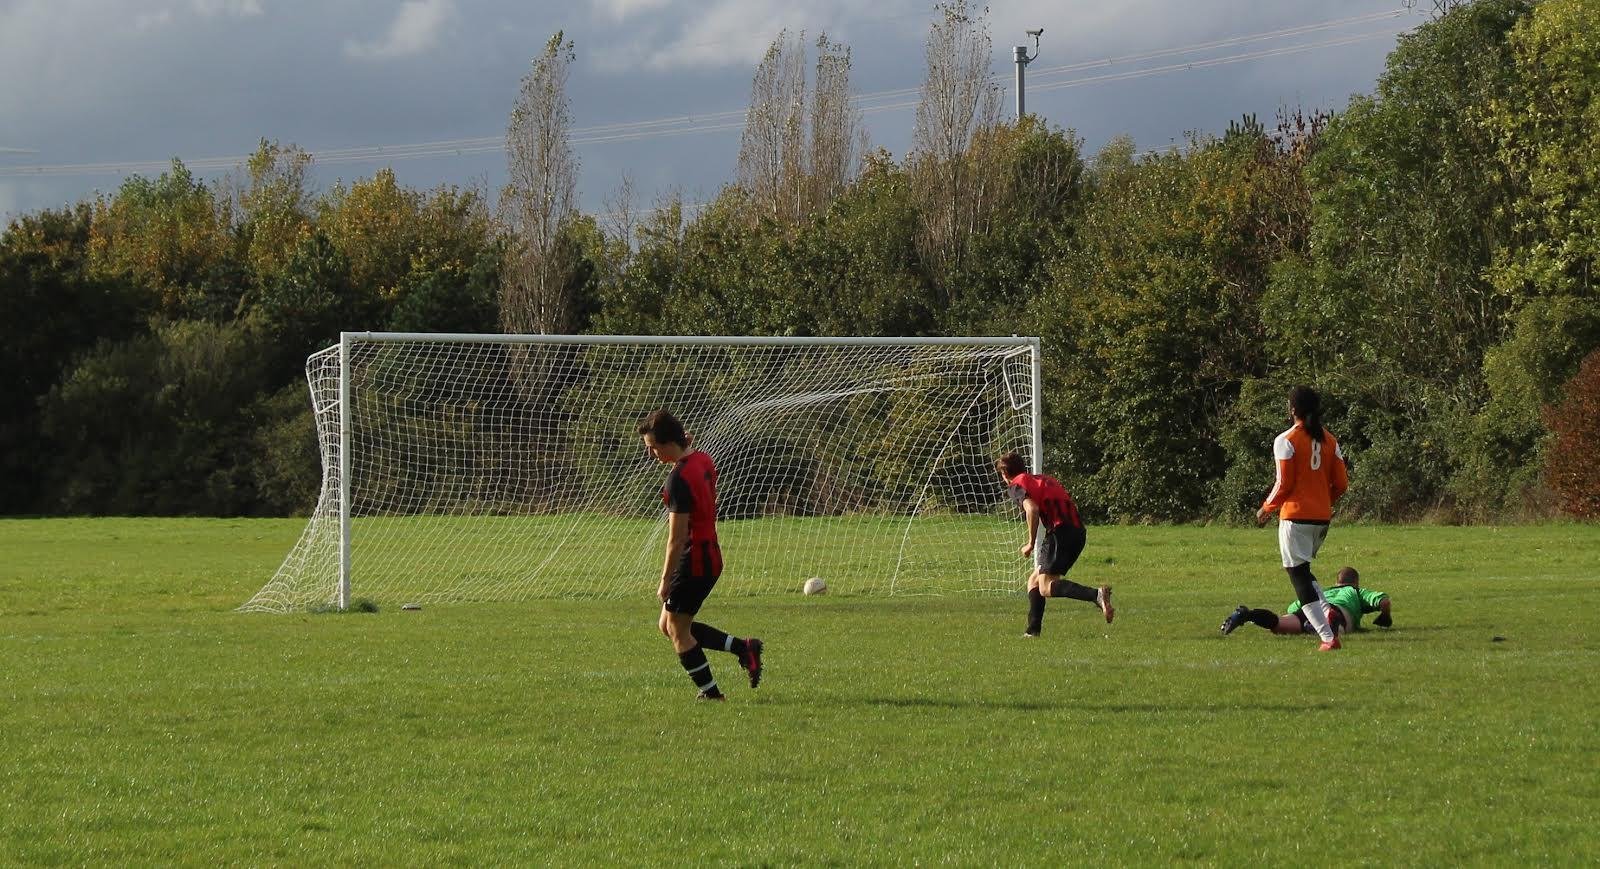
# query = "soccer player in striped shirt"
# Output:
<box><xmin>639</xmin><ymin>409</ymin><xmax>763</xmax><ymax>701</ymax></box>
<box><xmin>1254</xmin><ymin>386</ymin><xmax>1350</xmax><ymax>651</ymax></box>
<box><xmin>1220</xmin><ymin>566</ymin><xmax>1393</xmax><ymax>637</ymax></box>
<box><xmin>996</xmin><ymin>452</ymin><xmax>1113</xmax><ymax>637</ymax></box>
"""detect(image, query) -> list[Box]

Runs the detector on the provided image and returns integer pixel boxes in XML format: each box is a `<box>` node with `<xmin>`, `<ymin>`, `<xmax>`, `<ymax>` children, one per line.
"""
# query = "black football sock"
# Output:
<box><xmin>1048</xmin><ymin>580</ymin><xmax>1098</xmax><ymax>602</ymax></box>
<box><xmin>1026</xmin><ymin>588</ymin><xmax>1046</xmax><ymax>634</ymax></box>
<box><xmin>1286</xmin><ymin>564</ymin><xmax>1319</xmax><ymax>606</ymax></box>
<box><xmin>1247</xmin><ymin>608</ymin><xmax>1278</xmax><ymax>630</ymax></box>
<box><xmin>678</xmin><ymin>645</ymin><xmax>721</xmax><ymax>696</ymax></box>
<box><xmin>1286</xmin><ymin>564</ymin><xmax>1334</xmax><ymax>640</ymax></box>
<box><xmin>690</xmin><ymin>622</ymin><xmax>748</xmax><ymax>657</ymax></box>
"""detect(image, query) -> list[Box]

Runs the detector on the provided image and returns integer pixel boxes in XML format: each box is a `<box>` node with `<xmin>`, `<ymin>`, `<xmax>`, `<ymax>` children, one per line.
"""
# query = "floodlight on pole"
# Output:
<box><xmin>1014</xmin><ymin>28</ymin><xmax>1042</xmax><ymax>119</ymax></box>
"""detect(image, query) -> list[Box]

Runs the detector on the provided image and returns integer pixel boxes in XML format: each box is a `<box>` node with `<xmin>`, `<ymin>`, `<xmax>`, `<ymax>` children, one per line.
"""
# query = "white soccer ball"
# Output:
<box><xmin>802</xmin><ymin>577</ymin><xmax>828</xmax><ymax>596</ymax></box>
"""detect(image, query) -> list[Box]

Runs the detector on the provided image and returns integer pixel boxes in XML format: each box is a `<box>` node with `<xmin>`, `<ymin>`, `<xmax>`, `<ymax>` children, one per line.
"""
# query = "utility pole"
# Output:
<box><xmin>1014</xmin><ymin>28</ymin><xmax>1042</xmax><ymax>119</ymax></box>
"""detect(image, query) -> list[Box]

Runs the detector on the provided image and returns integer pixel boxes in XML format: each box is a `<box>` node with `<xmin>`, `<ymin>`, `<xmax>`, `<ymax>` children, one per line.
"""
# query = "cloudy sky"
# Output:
<box><xmin>0</xmin><ymin>0</ymin><xmax>1424</xmax><ymax>222</ymax></box>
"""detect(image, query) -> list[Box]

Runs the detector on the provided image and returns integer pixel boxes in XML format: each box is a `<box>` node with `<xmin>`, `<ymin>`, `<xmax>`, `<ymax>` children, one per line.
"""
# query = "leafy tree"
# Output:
<box><xmin>86</xmin><ymin>160</ymin><xmax>238</xmax><ymax>321</ymax></box>
<box><xmin>1484</xmin><ymin>0</ymin><xmax>1600</xmax><ymax>301</ymax></box>
<box><xmin>387</xmin><ymin>244</ymin><xmax>503</xmax><ymax>334</ymax></box>
<box><xmin>1272</xmin><ymin>0</ymin><xmax>1532</xmax><ymax>517</ymax></box>
<box><xmin>909</xmin><ymin>0</ymin><xmax>1003</xmax><ymax>303</ymax></box>
<box><xmin>1544</xmin><ymin>349</ymin><xmax>1600</xmax><ymax>518</ymax></box>
<box><xmin>38</xmin><ymin>319</ymin><xmax>278</xmax><ymax>515</ymax></box>
<box><xmin>1035</xmin><ymin>124</ymin><xmax>1312</xmax><ymax>521</ymax></box>
<box><xmin>501</xmin><ymin>32</ymin><xmax>581</xmax><ymax>334</ymax></box>
<box><xmin>251</xmin><ymin>381</ymin><xmax>322</xmax><ymax>516</ymax></box>
<box><xmin>939</xmin><ymin>117</ymin><xmax>1086</xmax><ymax>334</ymax></box>
<box><xmin>0</xmin><ymin>206</ymin><xmax>148</xmax><ymax>511</ymax></box>
<box><xmin>246</xmin><ymin>230</ymin><xmax>376</xmax><ymax>377</ymax></box>
<box><xmin>234</xmin><ymin>140</ymin><xmax>314</xmax><ymax>283</ymax></box>
<box><xmin>787</xmin><ymin>151</ymin><xmax>935</xmax><ymax>336</ymax></box>
<box><xmin>1449</xmin><ymin>0</ymin><xmax>1600</xmax><ymax>516</ymax></box>
<box><xmin>736</xmin><ymin>31</ymin><xmax>865</xmax><ymax>225</ymax></box>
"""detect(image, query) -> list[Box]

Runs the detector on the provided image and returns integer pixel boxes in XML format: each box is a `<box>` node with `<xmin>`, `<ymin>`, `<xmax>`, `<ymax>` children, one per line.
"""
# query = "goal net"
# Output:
<box><xmin>243</xmin><ymin>333</ymin><xmax>1040</xmax><ymax>612</ymax></box>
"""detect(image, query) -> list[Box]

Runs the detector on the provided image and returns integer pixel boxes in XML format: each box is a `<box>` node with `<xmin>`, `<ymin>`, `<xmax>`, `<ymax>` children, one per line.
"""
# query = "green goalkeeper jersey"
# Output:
<box><xmin>1287</xmin><ymin>584</ymin><xmax>1388</xmax><ymax>629</ymax></box>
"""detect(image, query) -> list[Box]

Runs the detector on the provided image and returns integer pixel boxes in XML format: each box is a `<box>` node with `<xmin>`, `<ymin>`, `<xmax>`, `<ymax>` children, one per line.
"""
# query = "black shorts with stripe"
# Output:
<box><xmin>1035</xmin><ymin>524</ymin><xmax>1086</xmax><ymax>576</ymax></box>
<box><xmin>663</xmin><ymin>539</ymin><xmax>723</xmax><ymax>615</ymax></box>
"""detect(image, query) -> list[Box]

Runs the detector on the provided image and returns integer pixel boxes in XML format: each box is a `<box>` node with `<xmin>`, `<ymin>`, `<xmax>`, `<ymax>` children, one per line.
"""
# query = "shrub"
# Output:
<box><xmin>1543</xmin><ymin>349</ymin><xmax>1600</xmax><ymax>518</ymax></box>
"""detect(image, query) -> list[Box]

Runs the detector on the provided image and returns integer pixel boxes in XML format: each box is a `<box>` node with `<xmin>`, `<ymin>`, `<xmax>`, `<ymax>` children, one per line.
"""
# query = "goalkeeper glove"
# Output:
<box><xmin>1373</xmin><ymin>611</ymin><xmax>1392</xmax><ymax>628</ymax></box>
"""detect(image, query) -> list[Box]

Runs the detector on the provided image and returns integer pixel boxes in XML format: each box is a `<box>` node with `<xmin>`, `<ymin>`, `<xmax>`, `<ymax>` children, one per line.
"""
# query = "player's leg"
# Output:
<box><xmin>665</xmin><ymin>610</ymin><xmax>697</xmax><ymax>653</ymax></box>
<box><xmin>1043</xmin><ymin>526</ymin><xmax>1100</xmax><ymax>608</ymax></box>
<box><xmin>1045</xmin><ymin>579</ymin><xmax>1095</xmax><ymax>600</ymax></box>
<box><xmin>1221</xmin><ymin>605</ymin><xmax>1284</xmax><ymax>634</ymax></box>
<box><xmin>689</xmin><ymin>622</ymin><xmax>763</xmax><ymax>689</ymax></box>
<box><xmin>1280</xmin><ymin>521</ymin><xmax>1336</xmax><ymax>646</ymax></box>
<box><xmin>1024</xmin><ymin>567</ymin><xmax>1047</xmax><ymax>637</ymax></box>
<box><xmin>1273</xmin><ymin>613</ymin><xmax>1308</xmax><ymax>635</ymax></box>
<box><xmin>689</xmin><ymin>622</ymin><xmax>747</xmax><ymax>656</ymax></box>
<box><xmin>664</xmin><ymin>571</ymin><xmax>724</xmax><ymax>699</ymax></box>
<box><xmin>684</xmin><ymin>542</ymin><xmax>759</xmax><ymax>685</ymax></box>
<box><xmin>1285</xmin><ymin>563</ymin><xmax>1336</xmax><ymax>645</ymax></box>
<box><xmin>1024</xmin><ymin>544</ymin><xmax>1049</xmax><ymax>640</ymax></box>
<box><xmin>1299</xmin><ymin>566</ymin><xmax>1338</xmax><ymax>644</ymax></box>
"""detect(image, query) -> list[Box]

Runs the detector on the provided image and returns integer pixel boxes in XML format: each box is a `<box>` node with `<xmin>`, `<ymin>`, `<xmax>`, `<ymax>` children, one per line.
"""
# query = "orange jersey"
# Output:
<box><xmin>1262</xmin><ymin>423</ymin><xmax>1348</xmax><ymax>521</ymax></box>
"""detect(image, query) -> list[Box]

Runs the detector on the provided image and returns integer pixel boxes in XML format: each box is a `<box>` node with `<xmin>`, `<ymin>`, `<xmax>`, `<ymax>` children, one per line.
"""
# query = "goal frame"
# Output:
<box><xmin>324</xmin><ymin>331</ymin><xmax>1042</xmax><ymax>611</ymax></box>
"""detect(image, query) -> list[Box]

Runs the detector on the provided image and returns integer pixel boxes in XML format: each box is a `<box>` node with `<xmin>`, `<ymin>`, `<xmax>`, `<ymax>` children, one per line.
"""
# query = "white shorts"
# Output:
<box><xmin>1278</xmin><ymin>520</ymin><xmax>1329</xmax><ymax>568</ymax></box>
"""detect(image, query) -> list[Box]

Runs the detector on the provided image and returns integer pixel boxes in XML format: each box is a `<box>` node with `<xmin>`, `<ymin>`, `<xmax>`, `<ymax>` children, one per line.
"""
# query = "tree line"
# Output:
<box><xmin>1</xmin><ymin>0</ymin><xmax>1596</xmax><ymax>521</ymax></box>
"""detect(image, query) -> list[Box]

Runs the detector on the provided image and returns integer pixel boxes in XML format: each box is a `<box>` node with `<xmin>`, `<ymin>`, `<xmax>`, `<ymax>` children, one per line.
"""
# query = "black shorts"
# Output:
<box><xmin>1035</xmin><ymin>525</ymin><xmax>1085</xmax><ymax>576</ymax></box>
<box><xmin>663</xmin><ymin>540</ymin><xmax>723</xmax><ymax>615</ymax></box>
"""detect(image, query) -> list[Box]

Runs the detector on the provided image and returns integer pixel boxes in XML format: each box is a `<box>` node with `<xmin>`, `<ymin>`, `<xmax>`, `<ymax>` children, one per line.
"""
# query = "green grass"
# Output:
<box><xmin>312</xmin><ymin>513</ymin><xmax>1028</xmax><ymax>604</ymax></box>
<box><xmin>2</xmin><ymin>518</ymin><xmax>1598</xmax><ymax>864</ymax></box>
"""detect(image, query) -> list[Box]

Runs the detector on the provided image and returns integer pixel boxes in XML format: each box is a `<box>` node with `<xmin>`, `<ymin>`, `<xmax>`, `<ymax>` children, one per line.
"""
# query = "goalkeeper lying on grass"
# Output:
<box><xmin>1219</xmin><ymin>566</ymin><xmax>1392</xmax><ymax>637</ymax></box>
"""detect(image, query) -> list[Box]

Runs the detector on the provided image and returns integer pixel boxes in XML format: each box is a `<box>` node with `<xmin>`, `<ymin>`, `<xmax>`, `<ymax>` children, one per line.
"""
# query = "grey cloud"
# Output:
<box><xmin>189</xmin><ymin>0</ymin><xmax>265</xmax><ymax>15</ymax></box>
<box><xmin>0</xmin><ymin>0</ymin><xmax>1416</xmax><ymax>222</ymax></box>
<box><xmin>344</xmin><ymin>0</ymin><xmax>458</xmax><ymax>60</ymax></box>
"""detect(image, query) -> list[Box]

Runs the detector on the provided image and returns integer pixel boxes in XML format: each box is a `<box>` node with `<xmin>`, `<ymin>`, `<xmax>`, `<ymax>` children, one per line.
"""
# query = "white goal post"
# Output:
<box><xmin>243</xmin><ymin>332</ymin><xmax>1043</xmax><ymax>612</ymax></box>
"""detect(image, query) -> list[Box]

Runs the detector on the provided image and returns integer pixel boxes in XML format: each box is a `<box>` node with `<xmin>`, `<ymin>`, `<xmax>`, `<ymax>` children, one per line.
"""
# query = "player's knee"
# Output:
<box><xmin>669</xmin><ymin>626</ymin><xmax>696</xmax><ymax>653</ymax></box>
<box><xmin>665</xmin><ymin>613</ymin><xmax>693</xmax><ymax>642</ymax></box>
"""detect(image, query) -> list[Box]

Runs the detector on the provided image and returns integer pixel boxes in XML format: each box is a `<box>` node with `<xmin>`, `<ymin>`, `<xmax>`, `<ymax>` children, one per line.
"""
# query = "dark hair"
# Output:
<box><xmin>637</xmin><ymin>408</ymin><xmax>689</xmax><ymax>448</ymax></box>
<box><xmin>996</xmin><ymin>452</ymin><xmax>1028</xmax><ymax>478</ymax></box>
<box><xmin>1336</xmin><ymin>566</ymin><xmax>1359</xmax><ymax>586</ymax></box>
<box><xmin>1289</xmin><ymin>385</ymin><xmax>1325</xmax><ymax>442</ymax></box>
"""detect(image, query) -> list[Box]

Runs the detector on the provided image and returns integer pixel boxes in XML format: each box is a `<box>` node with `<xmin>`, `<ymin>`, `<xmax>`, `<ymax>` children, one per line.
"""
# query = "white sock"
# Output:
<box><xmin>1301</xmin><ymin>582</ymin><xmax>1335</xmax><ymax>642</ymax></box>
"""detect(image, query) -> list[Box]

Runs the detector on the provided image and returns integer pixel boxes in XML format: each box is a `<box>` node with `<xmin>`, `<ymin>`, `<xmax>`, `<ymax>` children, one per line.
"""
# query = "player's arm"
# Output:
<box><xmin>659</xmin><ymin>468</ymin><xmax>696</xmax><ymax>601</ymax></box>
<box><xmin>659</xmin><ymin>511</ymin><xmax>690</xmax><ymax>601</ymax></box>
<box><xmin>1020</xmin><ymin>498</ymin><xmax>1040</xmax><ymax>557</ymax></box>
<box><xmin>1257</xmin><ymin>458</ymin><xmax>1295</xmax><ymax>526</ymax></box>
<box><xmin>1329</xmin><ymin>440</ymin><xmax>1349</xmax><ymax>504</ymax></box>
<box><xmin>1364</xmin><ymin>587</ymin><xmax>1392</xmax><ymax>627</ymax></box>
<box><xmin>1257</xmin><ymin>435</ymin><xmax>1296</xmax><ymax>526</ymax></box>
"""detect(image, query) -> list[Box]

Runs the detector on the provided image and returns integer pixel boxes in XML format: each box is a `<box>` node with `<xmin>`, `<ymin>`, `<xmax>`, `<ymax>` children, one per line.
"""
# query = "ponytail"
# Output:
<box><xmin>1289</xmin><ymin>385</ymin><xmax>1325</xmax><ymax>442</ymax></box>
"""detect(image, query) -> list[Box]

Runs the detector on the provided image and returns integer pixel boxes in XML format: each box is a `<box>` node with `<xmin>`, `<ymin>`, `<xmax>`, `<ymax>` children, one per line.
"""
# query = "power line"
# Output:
<box><xmin>847</xmin><ymin>7</ymin><xmax>1408</xmax><ymax>105</ymax></box>
<box><xmin>1025</xmin><ymin>8</ymin><xmax>1404</xmax><ymax>78</ymax></box>
<box><xmin>1027</xmin><ymin>29</ymin><xmax>1403</xmax><ymax>96</ymax></box>
<box><xmin>833</xmin><ymin>29</ymin><xmax>1406</xmax><ymax>123</ymax></box>
<box><xmin>0</xmin><ymin>9</ymin><xmax>1414</xmax><ymax>179</ymax></box>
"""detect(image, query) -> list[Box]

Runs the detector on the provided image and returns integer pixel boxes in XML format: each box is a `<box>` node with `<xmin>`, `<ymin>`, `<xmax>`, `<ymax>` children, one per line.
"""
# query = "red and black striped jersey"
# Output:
<box><xmin>663</xmin><ymin>449</ymin><xmax>718</xmax><ymax>545</ymax></box>
<box><xmin>1007</xmin><ymin>472</ymin><xmax>1083</xmax><ymax>530</ymax></box>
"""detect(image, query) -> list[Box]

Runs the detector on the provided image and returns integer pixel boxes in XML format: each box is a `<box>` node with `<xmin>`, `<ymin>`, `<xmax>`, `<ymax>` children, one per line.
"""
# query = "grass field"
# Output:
<box><xmin>2</xmin><ymin>518</ymin><xmax>1597</xmax><ymax>864</ymax></box>
<box><xmin>255</xmin><ymin>513</ymin><xmax>1032</xmax><ymax>610</ymax></box>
